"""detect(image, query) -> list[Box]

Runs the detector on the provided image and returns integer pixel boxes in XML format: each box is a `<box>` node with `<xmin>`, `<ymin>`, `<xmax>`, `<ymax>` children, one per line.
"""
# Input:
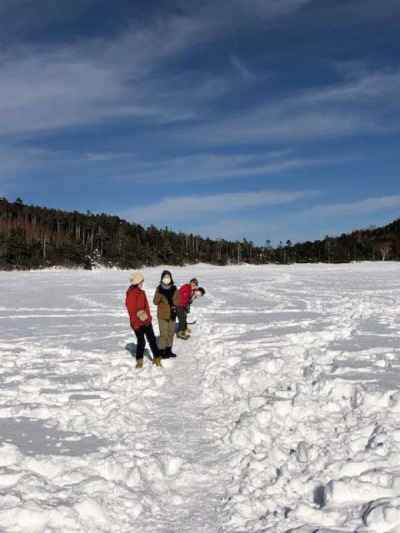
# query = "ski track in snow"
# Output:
<box><xmin>1</xmin><ymin>263</ymin><xmax>400</xmax><ymax>532</ymax></box>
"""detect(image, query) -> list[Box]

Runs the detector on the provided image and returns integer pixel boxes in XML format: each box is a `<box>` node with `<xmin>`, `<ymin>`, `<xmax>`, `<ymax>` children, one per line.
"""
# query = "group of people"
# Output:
<box><xmin>125</xmin><ymin>270</ymin><xmax>205</xmax><ymax>368</ymax></box>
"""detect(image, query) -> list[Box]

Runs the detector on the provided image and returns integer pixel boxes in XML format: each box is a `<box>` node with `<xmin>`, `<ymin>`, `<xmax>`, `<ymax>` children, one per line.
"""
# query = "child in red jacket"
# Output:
<box><xmin>176</xmin><ymin>278</ymin><xmax>205</xmax><ymax>339</ymax></box>
<box><xmin>126</xmin><ymin>272</ymin><xmax>161</xmax><ymax>368</ymax></box>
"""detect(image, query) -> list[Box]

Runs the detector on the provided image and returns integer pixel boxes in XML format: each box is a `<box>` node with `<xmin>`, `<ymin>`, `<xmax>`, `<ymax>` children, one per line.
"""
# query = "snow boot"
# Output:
<box><xmin>153</xmin><ymin>356</ymin><xmax>162</xmax><ymax>367</ymax></box>
<box><xmin>136</xmin><ymin>359</ymin><xmax>144</xmax><ymax>369</ymax></box>
<box><xmin>165</xmin><ymin>347</ymin><xmax>177</xmax><ymax>358</ymax></box>
<box><xmin>160</xmin><ymin>349</ymin><xmax>170</xmax><ymax>359</ymax></box>
<box><xmin>177</xmin><ymin>331</ymin><xmax>190</xmax><ymax>340</ymax></box>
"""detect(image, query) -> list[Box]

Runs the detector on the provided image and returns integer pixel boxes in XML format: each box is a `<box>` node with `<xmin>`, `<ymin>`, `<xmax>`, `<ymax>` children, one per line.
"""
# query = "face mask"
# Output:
<box><xmin>162</xmin><ymin>276</ymin><xmax>171</xmax><ymax>284</ymax></box>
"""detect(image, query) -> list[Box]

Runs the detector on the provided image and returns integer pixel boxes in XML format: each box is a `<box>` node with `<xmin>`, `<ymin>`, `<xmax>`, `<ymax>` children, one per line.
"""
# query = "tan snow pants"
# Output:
<box><xmin>158</xmin><ymin>318</ymin><xmax>176</xmax><ymax>349</ymax></box>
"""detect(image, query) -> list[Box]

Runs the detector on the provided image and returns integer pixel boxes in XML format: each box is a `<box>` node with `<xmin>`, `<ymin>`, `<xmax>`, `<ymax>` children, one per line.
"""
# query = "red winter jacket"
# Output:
<box><xmin>178</xmin><ymin>283</ymin><xmax>193</xmax><ymax>307</ymax></box>
<box><xmin>126</xmin><ymin>285</ymin><xmax>152</xmax><ymax>330</ymax></box>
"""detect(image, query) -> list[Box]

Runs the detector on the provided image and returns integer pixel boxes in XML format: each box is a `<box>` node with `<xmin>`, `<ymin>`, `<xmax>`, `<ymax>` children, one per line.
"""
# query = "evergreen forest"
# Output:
<box><xmin>0</xmin><ymin>197</ymin><xmax>399</xmax><ymax>270</ymax></box>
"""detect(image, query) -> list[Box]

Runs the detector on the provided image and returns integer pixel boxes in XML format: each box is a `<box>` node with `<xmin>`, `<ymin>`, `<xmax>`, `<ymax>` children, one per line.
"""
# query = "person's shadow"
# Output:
<box><xmin>125</xmin><ymin>342</ymin><xmax>153</xmax><ymax>362</ymax></box>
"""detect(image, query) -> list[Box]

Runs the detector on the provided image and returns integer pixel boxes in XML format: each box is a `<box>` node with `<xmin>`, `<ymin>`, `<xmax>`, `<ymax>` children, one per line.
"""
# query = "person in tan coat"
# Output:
<box><xmin>153</xmin><ymin>270</ymin><xmax>180</xmax><ymax>358</ymax></box>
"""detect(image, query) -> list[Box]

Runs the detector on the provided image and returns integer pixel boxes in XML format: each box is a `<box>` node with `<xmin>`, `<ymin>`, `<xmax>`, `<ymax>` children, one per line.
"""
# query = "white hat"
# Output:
<box><xmin>130</xmin><ymin>271</ymin><xmax>144</xmax><ymax>285</ymax></box>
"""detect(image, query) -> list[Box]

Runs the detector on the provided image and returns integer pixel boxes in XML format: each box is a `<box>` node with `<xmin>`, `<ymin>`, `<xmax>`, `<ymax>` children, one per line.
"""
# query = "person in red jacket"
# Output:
<box><xmin>126</xmin><ymin>271</ymin><xmax>161</xmax><ymax>368</ymax></box>
<box><xmin>176</xmin><ymin>278</ymin><xmax>205</xmax><ymax>339</ymax></box>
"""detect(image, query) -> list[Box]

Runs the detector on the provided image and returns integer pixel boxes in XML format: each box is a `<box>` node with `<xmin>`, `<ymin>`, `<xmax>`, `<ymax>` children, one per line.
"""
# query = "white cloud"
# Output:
<box><xmin>301</xmin><ymin>70</ymin><xmax>400</xmax><ymax>105</ymax></box>
<box><xmin>121</xmin><ymin>189</ymin><xmax>315</xmax><ymax>225</ymax></box>
<box><xmin>83</xmin><ymin>152</ymin><xmax>134</xmax><ymax>162</ymax></box>
<box><xmin>0</xmin><ymin>1</ymin><xmax>397</xmax><ymax>154</ymax></box>
<box><xmin>0</xmin><ymin>43</ymin><xmax>194</xmax><ymax>137</ymax></box>
<box><xmin>303</xmin><ymin>195</ymin><xmax>400</xmax><ymax>218</ymax></box>
<box><xmin>1</xmin><ymin>143</ymin><xmax>343</xmax><ymax>187</ymax></box>
<box><xmin>177</xmin><ymin>109</ymin><xmax>369</xmax><ymax>146</ymax></box>
<box><xmin>230</xmin><ymin>56</ymin><xmax>256</xmax><ymax>82</ymax></box>
<box><xmin>0</xmin><ymin>0</ymin><xmax>313</xmax><ymax>139</ymax></box>
<box><xmin>177</xmin><ymin>66</ymin><xmax>400</xmax><ymax>146</ymax></box>
<box><xmin>121</xmin><ymin>151</ymin><xmax>332</xmax><ymax>184</ymax></box>
<box><xmin>0</xmin><ymin>12</ymin><xmax>206</xmax><ymax>137</ymax></box>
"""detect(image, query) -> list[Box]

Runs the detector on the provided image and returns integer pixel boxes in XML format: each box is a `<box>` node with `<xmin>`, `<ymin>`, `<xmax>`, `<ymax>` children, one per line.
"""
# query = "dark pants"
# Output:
<box><xmin>176</xmin><ymin>306</ymin><xmax>188</xmax><ymax>333</ymax></box>
<box><xmin>134</xmin><ymin>324</ymin><xmax>159</xmax><ymax>360</ymax></box>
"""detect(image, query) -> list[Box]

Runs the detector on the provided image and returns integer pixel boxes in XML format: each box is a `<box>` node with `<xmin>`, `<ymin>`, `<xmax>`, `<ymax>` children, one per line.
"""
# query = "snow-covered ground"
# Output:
<box><xmin>1</xmin><ymin>263</ymin><xmax>400</xmax><ymax>533</ymax></box>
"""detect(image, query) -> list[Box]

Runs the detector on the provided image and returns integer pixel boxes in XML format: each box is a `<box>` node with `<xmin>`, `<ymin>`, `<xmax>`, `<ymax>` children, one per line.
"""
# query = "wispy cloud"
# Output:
<box><xmin>0</xmin><ymin>45</ymin><xmax>193</xmax><ymax>137</ymax></box>
<box><xmin>1</xmin><ymin>144</ymin><xmax>343</xmax><ymax>187</ymax></box>
<box><xmin>0</xmin><ymin>0</ymin><xmax>398</xmax><ymax>154</ymax></box>
<box><xmin>0</xmin><ymin>16</ymin><xmax>195</xmax><ymax>137</ymax></box>
<box><xmin>230</xmin><ymin>56</ymin><xmax>256</xmax><ymax>82</ymax></box>
<box><xmin>119</xmin><ymin>151</ymin><xmax>333</xmax><ymax>184</ymax></box>
<box><xmin>121</xmin><ymin>189</ymin><xmax>315</xmax><ymax>225</ymax></box>
<box><xmin>0</xmin><ymin>0</ymin><xmax>311</xmax><ymax>137</ymax></box>
<box><xmin>303</xmin><ymin>195</ymin><xmax>400</xmax><ymax>218</ymax></box>
<box><xmin>302</xmin><ymin>69</ymin><xmax>400</xmax><ymax>105</ymax></box>
<box><xmin>0</xmin><ymin>146</ymin><xmax>131</xmax><ymax>175</ymax></box>
<box><xmin>177</xmin><ymin>67</ymin><xmax>400</xmax><ymax>146</ymax></box>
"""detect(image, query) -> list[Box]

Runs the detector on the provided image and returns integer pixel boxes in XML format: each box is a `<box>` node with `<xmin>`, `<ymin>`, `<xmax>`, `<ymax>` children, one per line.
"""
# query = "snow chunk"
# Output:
<box><xmin>74</xmin><ymin>498</ymin><xmax>109</xmax><ymax>529</ymax></box>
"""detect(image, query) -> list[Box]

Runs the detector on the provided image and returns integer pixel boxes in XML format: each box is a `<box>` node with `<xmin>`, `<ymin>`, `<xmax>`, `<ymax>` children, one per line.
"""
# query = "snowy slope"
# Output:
<box><xmin>1</xmin><ymin>263</ymin><xmax>400</xmax><ymax>533</ymax></box>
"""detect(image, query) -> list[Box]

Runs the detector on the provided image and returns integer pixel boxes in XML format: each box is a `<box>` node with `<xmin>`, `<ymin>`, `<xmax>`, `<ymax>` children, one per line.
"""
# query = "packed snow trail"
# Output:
<box><xmin>131</xmin><ymin>333</ymin><xmax>231</xmax><ymax>533</ymax></box>
<box><xmin>1</xmin><ymin>264</ymin><xmax>400</xmax><ymax>532</ymax></box>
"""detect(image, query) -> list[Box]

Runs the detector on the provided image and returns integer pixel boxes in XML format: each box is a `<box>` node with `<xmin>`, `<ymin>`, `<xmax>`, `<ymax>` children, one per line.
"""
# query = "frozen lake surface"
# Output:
<box><xmin>1</xmin><ymin>263</ymin><xmax>400</xmax><ymax>532</ymax></box>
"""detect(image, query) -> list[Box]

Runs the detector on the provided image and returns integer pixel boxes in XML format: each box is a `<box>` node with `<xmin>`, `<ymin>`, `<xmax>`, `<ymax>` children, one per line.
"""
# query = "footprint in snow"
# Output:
<box><xmin>363</xmin><ymin>498</ymin><xmax>400</xmax><ymax>531</ymax></box>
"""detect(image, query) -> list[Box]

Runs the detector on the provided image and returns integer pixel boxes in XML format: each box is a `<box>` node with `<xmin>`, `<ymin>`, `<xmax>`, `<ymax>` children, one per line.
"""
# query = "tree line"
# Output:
<box><xmin>0</xmin><ymin>197</ymin><xmax>399</xmax><ymax>270</ymax></box>
<box><xmin>275</xmin><ymin>220</ymin><xmax>400</xmax><ymax>263</ymax></box>
<box><xmin>0</xmin><ymin>198</ymin><xmax>266</xmax><ymax>269</ymax></box>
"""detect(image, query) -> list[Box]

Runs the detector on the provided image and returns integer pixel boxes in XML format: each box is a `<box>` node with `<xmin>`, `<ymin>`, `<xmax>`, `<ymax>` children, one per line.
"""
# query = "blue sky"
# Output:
<box><xmin>0</xmin><ymin>0</ymin><xmax>399</xmax><ymax>244</ymax></box>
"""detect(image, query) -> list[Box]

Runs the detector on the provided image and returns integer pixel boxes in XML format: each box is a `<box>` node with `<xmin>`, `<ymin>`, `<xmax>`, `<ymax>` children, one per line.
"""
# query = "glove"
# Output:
<box><xmin>137</xmin><ymin>310</ymin><xmax>148</xmax><ymax>321</ymax></box>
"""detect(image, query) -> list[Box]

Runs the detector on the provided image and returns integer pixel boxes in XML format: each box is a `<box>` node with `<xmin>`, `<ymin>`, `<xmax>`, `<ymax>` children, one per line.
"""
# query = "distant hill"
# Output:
<box><xmin>0</xmin><ymin>198</ymin><xmax>398</xmax><ymax>269</ymax></box>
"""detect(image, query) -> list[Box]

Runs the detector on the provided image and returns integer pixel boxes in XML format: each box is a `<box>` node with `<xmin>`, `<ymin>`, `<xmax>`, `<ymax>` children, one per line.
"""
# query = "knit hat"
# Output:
<box><xmin>130</xmin><ymin>271</ymin><xmax>144</xmax><ymax>285</ymax></box>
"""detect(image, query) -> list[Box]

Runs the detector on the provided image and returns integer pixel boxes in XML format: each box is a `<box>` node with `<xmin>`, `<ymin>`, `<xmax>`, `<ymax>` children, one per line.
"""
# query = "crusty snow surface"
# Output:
<box><xmin>1</xmin><ymin>263</ymin><xmax>400</xmax><ymax>533</ymax></box>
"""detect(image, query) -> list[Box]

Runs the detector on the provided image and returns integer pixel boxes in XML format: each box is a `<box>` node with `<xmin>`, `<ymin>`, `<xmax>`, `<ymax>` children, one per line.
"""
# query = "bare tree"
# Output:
<box><xmin>378</xmin><ymin>241</ymin><xmax>391</xmax><ymax>261</ymax></box>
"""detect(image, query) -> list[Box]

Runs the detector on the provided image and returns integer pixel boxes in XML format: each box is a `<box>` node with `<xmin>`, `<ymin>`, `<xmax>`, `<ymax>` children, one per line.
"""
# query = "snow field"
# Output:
<box><xmin>0</xmin><ymin>263</ymin><xmax>400</xmax><ymax>532</ymax></box>
<box><xmin>200</xmin><ymin>264</ymin><xmax>400</xmax><ymax>532</ymax></box>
